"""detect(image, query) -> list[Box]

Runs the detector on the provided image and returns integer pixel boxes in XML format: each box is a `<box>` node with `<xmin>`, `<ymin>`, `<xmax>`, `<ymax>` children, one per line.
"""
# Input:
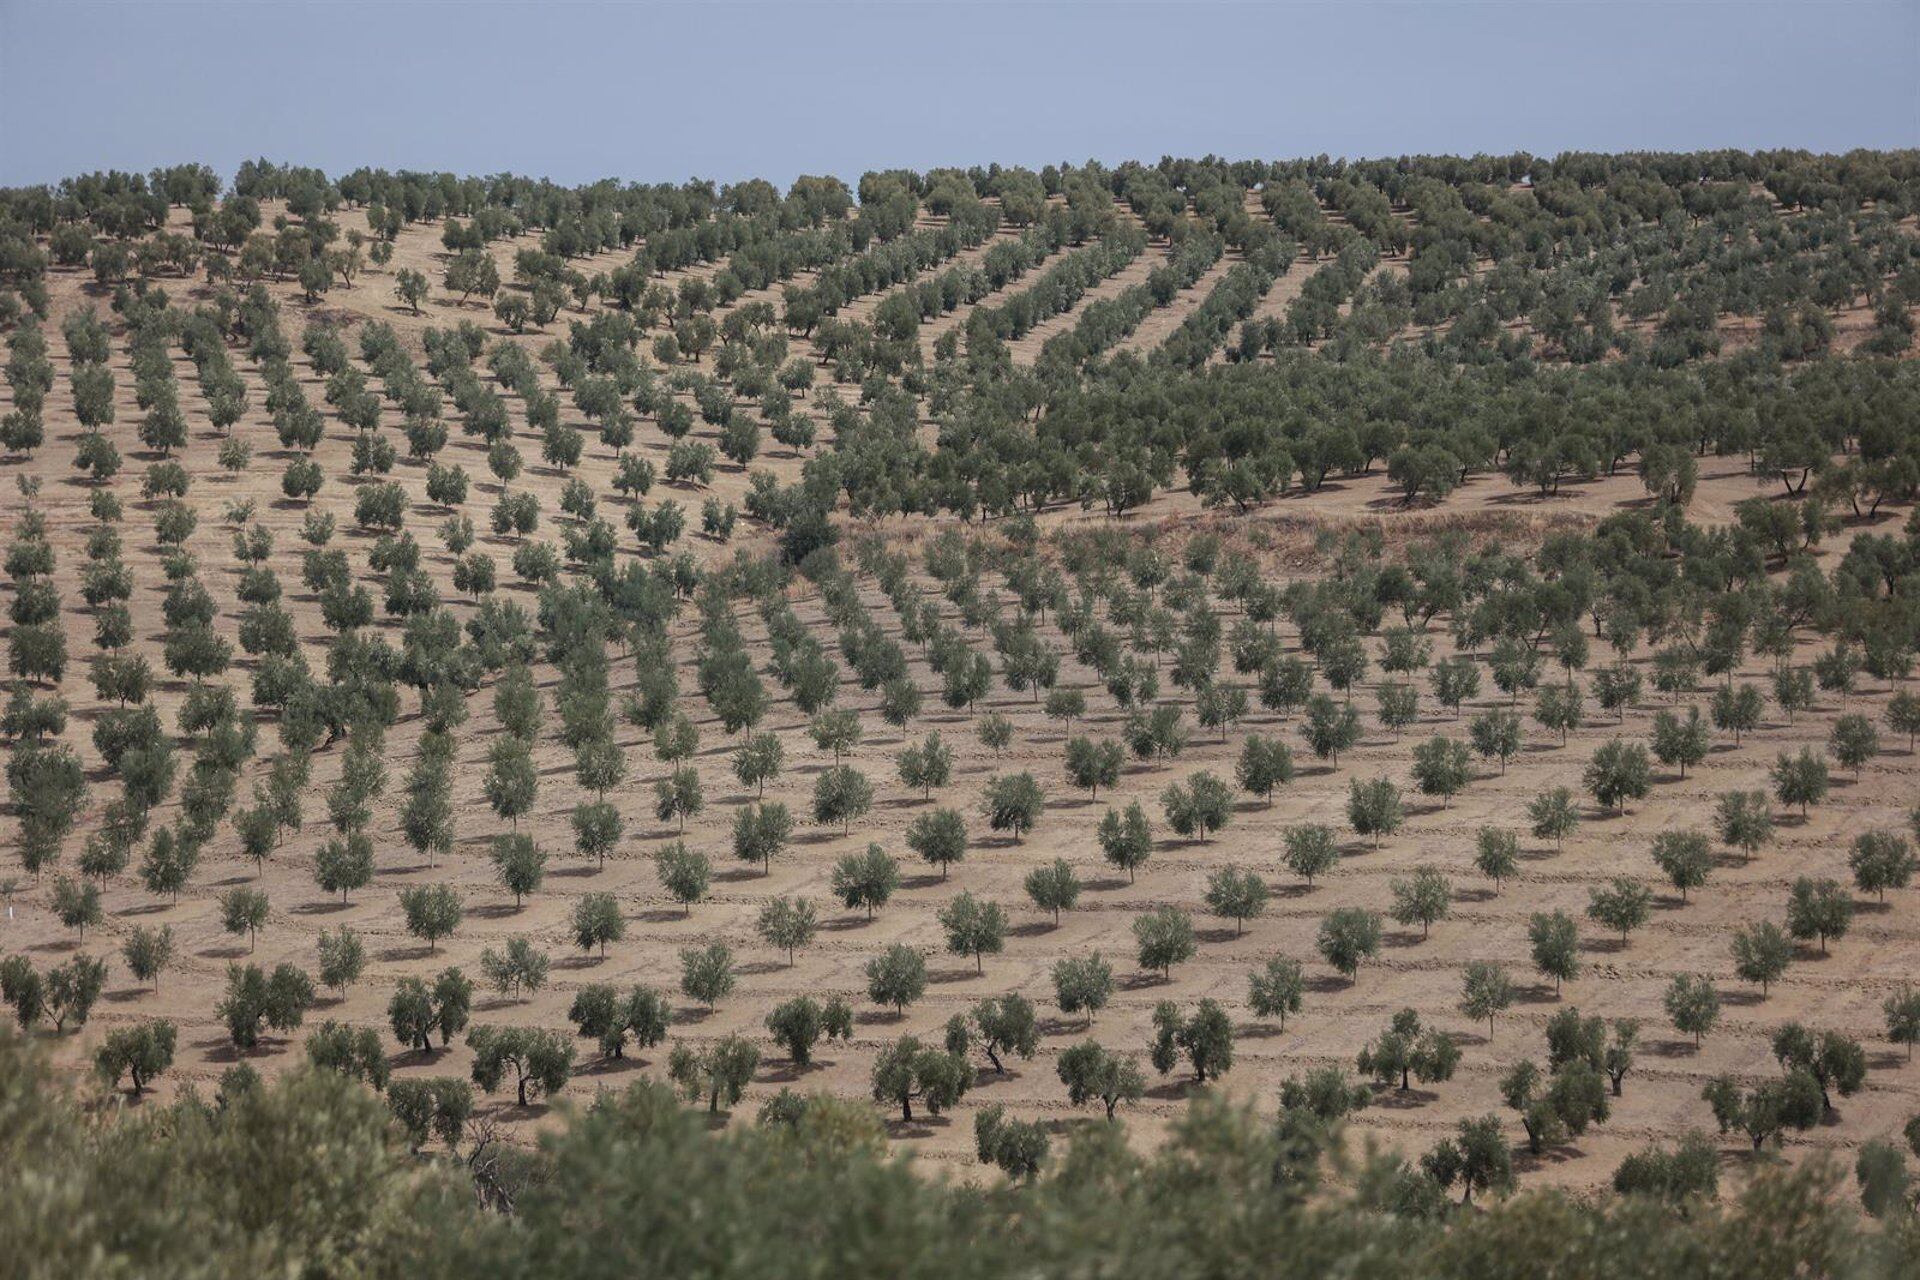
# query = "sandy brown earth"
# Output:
<box><xmin>2</xmin><ymin>203</ymin><xmax>1917</xmax><ymax>1196</ymax></box>
<box><xmin>906</xmin><ymin>240</ymin><xmax>1079</xmax><ymax>366</ymax></box>
<box><xmin>1108</xmin><ymin>250</ymin><xmax>1242</xmax><ymax>360</ymax></box>
<box><xmin>830</xmin><ymin>213</ymin><xmax>1024</xmax><ymax>331</ymax></box>
<box><xmin>1004</xmin><ymin>238</ymin><xmax>1170</xmax><ymax>365</ymax></box>
<box><xmin>1207</xmin><ymin>247</ymin><xmax>1325</xmax><ymax>364</ymax></box>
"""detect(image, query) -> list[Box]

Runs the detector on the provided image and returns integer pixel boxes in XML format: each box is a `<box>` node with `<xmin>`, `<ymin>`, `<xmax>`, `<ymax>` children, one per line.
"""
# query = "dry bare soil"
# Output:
<box><xmin>2</xmin><ymin>204</ymin><xmax>1916</xmax><ymax>1193</ymax></box>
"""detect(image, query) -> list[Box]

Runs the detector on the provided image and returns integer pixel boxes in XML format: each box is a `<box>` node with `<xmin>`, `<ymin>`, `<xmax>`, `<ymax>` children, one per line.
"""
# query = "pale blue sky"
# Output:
<box><xmin>1</xmin><ymin>1</ymin><xmax>1914</xmax><ymax>191</ymax></box>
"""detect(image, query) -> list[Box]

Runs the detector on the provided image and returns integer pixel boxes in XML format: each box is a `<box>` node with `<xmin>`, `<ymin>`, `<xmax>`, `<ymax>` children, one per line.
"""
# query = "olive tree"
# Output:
<box><xmin>1731</xmin><ymin>921</ymin><xmax>1793</xmax><ymax>995</ymax></box>
<box><xmin>1317</xmin><ymin>908</ymin><xmax>1382</xmax><ymax>979</ymax></box>
<box><xmin>1664</xmin><ymin>973</ymin><xmax>1722</xmax><ymax>1046</ymax></box>
<box><xmin>938</xmin><ymin>892</ymin><xmax>1008</xmax><ymax>972</ymax></box>
<box><xmin>1051</xmin><ymin>953</ymin><xmax>1114</xmax><ymax>1028</ymax></box>
<box><xmin>764</xmin><ymin>995</ymin><xmax>854</xmax><ymax>1067</ymax></box>
<box><xmin>1148</xmin><ymin>999</ymin><xmax>1234</xmax><ymax>1083</ymax></box>
<box><xmin>1133</xmin><ymin>906</ymin><xmax>1196</xmax><ymax>980</ymax></box>
<box><xmin>1057</xmin><ymin>1040</ymin><xmax>1144</xmax><ymax>1120</ymax></box>
<box><xmin>755</xmin><ymin>896</ymin><xmax>817</xmax><ymax>965</ymax></box>
<box><xmin>1357</xmin><ymin>1007</ymin><xmax>1461</xmax><ymax>1092</ymax></box>
<box><xmin>865</xmin><ymin>944</ymin><xmax>927</xmax><ymax>1015</ymax></box>
<box><xmin>1204</xmin><ymin>866</ymin><xmax>1269</xmax><ymax>935</ymax></box>
<box><xmin>1459</xmin><ymin>961</ymin><xmax>1515</xmax><ymax>1038</ymax></box>
<box><xmin>1389</xmin><ymin>867</ymin><xmax>1452</xmax><ymax>939</ymax></box>
<box><xmin>1248</xmin><ymin>957</ymin><xmax>1305</xmax><ymax>1029</ymax></box>
<box><xmin>1528</xmin><ymin>910</ymin><xmax>1580</xmax><ymax>995</ymax></box>
<box><xmin>832</xmin><ymin>843</ymin><xmax>899</xmax><ymax>919</ymax></box>
<box><xmin>667</xmin><ymin>1035</ymin><xmax>759</xmax><ymax>1113</ymax></box>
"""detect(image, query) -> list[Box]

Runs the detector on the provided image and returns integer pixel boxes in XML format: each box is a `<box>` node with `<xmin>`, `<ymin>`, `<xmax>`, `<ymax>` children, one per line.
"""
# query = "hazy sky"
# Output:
<box><xmin>1</xmin><ymin>0</ymin><xmax>1914</xmax><ymax>191</ymax></box>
